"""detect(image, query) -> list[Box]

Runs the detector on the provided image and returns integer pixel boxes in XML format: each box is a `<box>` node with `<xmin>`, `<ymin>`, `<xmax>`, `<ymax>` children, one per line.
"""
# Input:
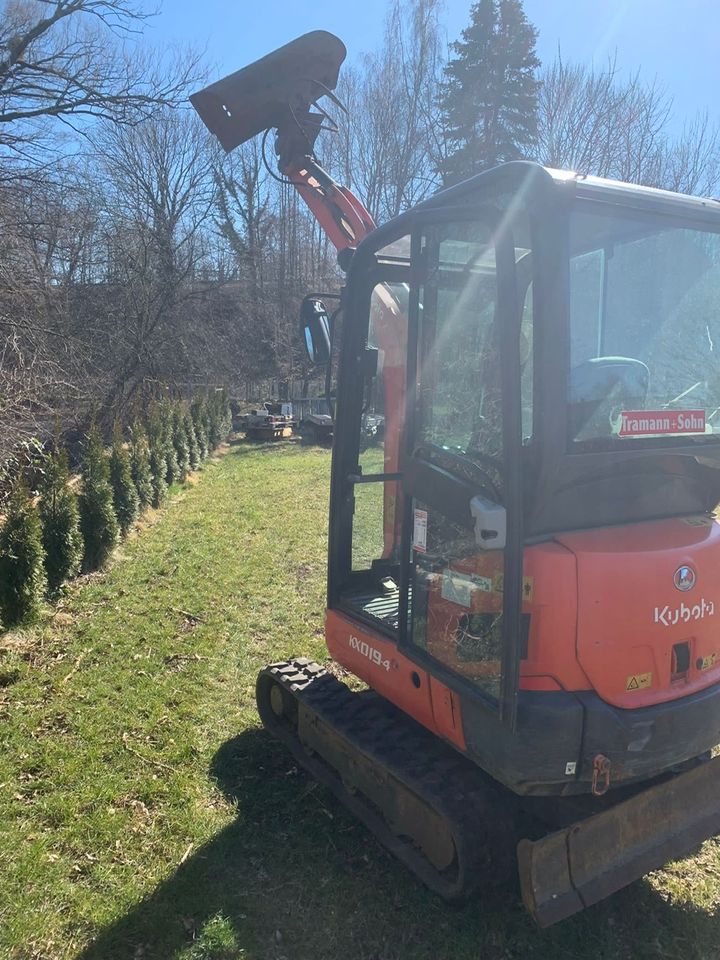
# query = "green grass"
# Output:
<box><xmin>1</xmin><ymin>441</ymin><xmax>720</xmax><ymax>959</ymax></box>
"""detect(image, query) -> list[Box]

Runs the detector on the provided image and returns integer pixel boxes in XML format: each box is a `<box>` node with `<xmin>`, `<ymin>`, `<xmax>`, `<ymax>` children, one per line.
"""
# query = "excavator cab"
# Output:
<box><xmin>329</xmin><ymin>161</ymin><xmax>720</xmax><ymax>728</ymax></box>
<box><xmin>194</xmin><ymin>33</ymin><xmax>720</xmax><ymax>928</ymax></box>
<box><xmin>319</xmin><ymin>163</ymin><xmax>720</xmax><ymax>920</ymax></box>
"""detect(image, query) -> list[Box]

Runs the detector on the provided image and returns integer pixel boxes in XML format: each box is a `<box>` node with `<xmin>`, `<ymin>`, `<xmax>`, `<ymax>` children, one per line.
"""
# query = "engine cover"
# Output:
<box><xmin>557</xmin><ymin>516</ymin><xmax>720</xmax><ymax>708</ymax></box>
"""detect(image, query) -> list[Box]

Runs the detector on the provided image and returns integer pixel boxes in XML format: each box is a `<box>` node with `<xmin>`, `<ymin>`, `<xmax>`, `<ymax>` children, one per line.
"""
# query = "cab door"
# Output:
<box><xmin>399</xmin><ymin>212</ymin><xmax>527</xmax><ymax>727</ymax></box>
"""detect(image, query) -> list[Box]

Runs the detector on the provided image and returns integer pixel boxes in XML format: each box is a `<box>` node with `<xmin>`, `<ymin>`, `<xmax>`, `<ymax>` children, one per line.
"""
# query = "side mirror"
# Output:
<box><xmin>300</xmin><ymin>296</ymin><xmax>331</xmax><ymax>365</ymax></box>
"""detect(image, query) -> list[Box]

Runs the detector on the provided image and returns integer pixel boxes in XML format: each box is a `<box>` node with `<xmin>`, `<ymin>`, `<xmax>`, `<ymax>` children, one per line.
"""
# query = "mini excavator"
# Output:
<box><xmin>192</xmin><ymin>32</ymin><xmax>720</xmax><ymax>925</ymax></box>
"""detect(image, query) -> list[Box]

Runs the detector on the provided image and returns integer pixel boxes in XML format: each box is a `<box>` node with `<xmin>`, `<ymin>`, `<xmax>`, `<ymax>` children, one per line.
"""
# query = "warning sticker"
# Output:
<box><xmin>699</xmin><ymin>653</ymin><xmax>717</xmax><ymax>671</ymax></box>
<box><xmin>413</xmin><ymin>508</ymin><xmax>427</xmax><ymax>554</ymax></box>
<box><xmin>626</xmin><ymin>672</ymin><xmax>652</xmax><ymax>691</ymax></box>
<box><xmin>619</xmin><ymin>410</ymin><xmax>705</xmax><ymax>437</ymax></box>
<box><xmin>487</xmin><ymin>573</ymin><xmax>534</xmax><ymax>600</ymax></box>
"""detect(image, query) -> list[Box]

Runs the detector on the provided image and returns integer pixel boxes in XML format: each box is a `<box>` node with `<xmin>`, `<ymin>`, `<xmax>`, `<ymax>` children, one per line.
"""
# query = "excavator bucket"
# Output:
<box><xmin>190</xmin><ymin>30</ymin><xmax>346</xmax><ymax>153</ymax></box>
<box><xmin>518</xmin><ymin>754</ymin><xmax>720</xmax><ymax>927</ymax></box>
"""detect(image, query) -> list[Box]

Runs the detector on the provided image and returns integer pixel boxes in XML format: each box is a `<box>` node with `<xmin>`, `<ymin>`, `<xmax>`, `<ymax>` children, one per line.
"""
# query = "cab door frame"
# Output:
<box><xmin>330</xmin><ymin>165</ymin><xmax>554</xmax><ymax>733</ymax></box>
<box><xmin>395</xmin><ymin>206</ymin><xmax>525</xmax><ymax>728</ymax></box>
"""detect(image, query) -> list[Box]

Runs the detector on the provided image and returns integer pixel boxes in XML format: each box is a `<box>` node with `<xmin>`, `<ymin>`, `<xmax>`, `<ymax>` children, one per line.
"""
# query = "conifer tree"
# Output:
<box><xmin>184</xmin><ymin>408</ymin><xmax>201</xmax><ymax>471</ymax></box>
<box><xmin>191</xmin><ymin>395</ymin><xmax>209</xmax><ymax>460</ymax></box>
<box><xmin>171</xmin><ymin>405</ymin><xmax>191</xmax><ymax>482</ymax></box>
<box><xmin>218</xmin><ymin>388</ymin><xmax>232</xmax><ymax>436</ymax></box>
<box><xmin>438</xmin><ymin>0</ymin><xmax>539</xmax><ymax>185</ymax></box>
<box><xmin>160</xmin><ymin>399</ymin><xmax>180</xmax><ymax>484</ymax></box>
<box><xmin>0</xmin><ymin>477</ymin><xmax>47</xmax><ymax>625</ymax></box>
<box><xmin>78</xmin><ymin>424</ymin><xmax>118</xmax><ymax>572</ymax></box>
<box><xmin>39</xmin><ymin>446</ymin><xmax>83</xmax><ymax>597</ymax></box>
<box><xmin>129</xmin><ymin>419</ymin><xmax>153</xmax><ymax>510</ymax></box>
<box><xmin>109</xmin><ymin>422</ymin><xmax>139</xmax><ymax>537</ymax></box>
<box><xmin>207</xmin><ymin>393</ymin><xmax>221</xmax><ymax>451</ymax></box>
<box><xmin>147</xmin><ymin>405</ymin><xmax>169</xmax><ymax>508</ymax></box>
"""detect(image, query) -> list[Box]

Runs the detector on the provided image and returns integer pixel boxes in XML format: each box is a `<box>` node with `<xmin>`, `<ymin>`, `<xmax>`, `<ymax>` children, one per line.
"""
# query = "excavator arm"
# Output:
<box><xmin>191</xmin><ymin>31</ymin><xmax>404</xmax><ymax>557</ymax></box>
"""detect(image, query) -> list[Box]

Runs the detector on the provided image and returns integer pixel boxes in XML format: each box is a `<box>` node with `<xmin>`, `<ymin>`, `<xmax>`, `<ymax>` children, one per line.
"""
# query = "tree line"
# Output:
<box><xmin>0</xmin><ymin>390</ymin><xmax>231</xmax><ymax>628</ymax></box>
<box><xmin>1</xmin><ymin>0</ymin><xmax>718</xmax><ymax>476</ymax></box>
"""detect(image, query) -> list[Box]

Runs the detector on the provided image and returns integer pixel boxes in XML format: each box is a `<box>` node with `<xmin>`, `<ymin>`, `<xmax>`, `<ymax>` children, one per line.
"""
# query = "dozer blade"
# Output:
<box><xmin>518</xmin><ymin>754</ymin><xmax>720</xmax><ymax>927</ymax></box>
<box><xmin>190</xmin><ymin>30</ymin><xmax>346</xmax><ymax>153</ymax></box>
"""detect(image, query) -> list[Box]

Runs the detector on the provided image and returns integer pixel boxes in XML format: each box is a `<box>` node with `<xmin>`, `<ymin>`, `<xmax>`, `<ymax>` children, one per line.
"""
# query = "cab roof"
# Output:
<box><xmin>357</xmin><ymin>160</ymin><xmax>720</xmax><ymax>262</ymax></box>
<box><xmin>547</xmin><ymin>165</ymin><xmax>720</xmax><ymax>216</ymax></box>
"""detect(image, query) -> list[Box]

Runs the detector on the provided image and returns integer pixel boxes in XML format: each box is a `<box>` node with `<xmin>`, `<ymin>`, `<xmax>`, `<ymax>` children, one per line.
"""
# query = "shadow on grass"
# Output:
<box><xmin>78</xmin><ymin>728</ymin><xmax>373</xmax><ymax>960</ymax></box>
<box><xmin>77</xmin><ymin>728</ymin><xmax>720</xmax><ymax>960</ymax></box>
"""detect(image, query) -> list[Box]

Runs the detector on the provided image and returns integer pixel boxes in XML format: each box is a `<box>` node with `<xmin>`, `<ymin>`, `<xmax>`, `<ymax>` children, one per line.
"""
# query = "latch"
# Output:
<box><xmin>592</xmin><ymin>754</ymin><xmax>611</xmax><ymax>796</ymax></box>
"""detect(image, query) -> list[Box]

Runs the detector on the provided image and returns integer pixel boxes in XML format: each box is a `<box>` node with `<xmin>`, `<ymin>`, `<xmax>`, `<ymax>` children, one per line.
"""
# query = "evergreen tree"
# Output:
<box><xmin>147</xmin><ymin>405</ymin><xmax>169</xmax><ymax>508</ymax></box>
<box><xmin>207</xmin><ymin>390</ymin><xmax>232</xmax><ymax>450</ymax></box>
<box><xmin>160</xmin><ymin>399</ymin><xmax>180</xmax><ymax>484</ymax></box>
<box><xmin>171</xmin><ymin>405</ymin><xmax>191</xmax><ymax>482</ymax></box>
<box><xmin>129</xmin><ymin>419</ymin><xmax>154</xmax><ymax>510</ymax></box>
<box><xmin>109</xmin><ymin>422</ymin><xmax>139</xmax><ymax>537</ymax></box>
<box><xmin>438</xmin><ymin>0</ymin><xmax>539</xmax><ymax>185</ymax></box>
<box><xmin>0</xmin><ymin>477</ymin><xmax>47</xmax><ymax>625</ymax></box>
<box><xmin>218</xmin><ymin>388</ymin><xmax>233</xmax><ymax>436</ymax></box>
<box><xmin>184</xmin><ymin>408</ymin><xmax>201</xmax><ymax>471</ymax></box>
<box><xmin>78</xmin><ymin>424</ymin><xmax>118</xmax><ymax>572</ymax></box>
<box><xmin>191</xmin><ymin>395</ymin><xmax>209</xmax><ymax>460</ymax></box>
<box><xmin>39</xmin><ymin>446</ymin><xmax>83</xmax><ymax>597</ymax></box>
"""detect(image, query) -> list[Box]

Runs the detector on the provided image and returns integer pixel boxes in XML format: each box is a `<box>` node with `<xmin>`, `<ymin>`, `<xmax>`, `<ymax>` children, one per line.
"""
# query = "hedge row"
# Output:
<box><xmin>0</xmin><ymin>391</ymin><xmax>232</xmax><ymax>629</ymax></box>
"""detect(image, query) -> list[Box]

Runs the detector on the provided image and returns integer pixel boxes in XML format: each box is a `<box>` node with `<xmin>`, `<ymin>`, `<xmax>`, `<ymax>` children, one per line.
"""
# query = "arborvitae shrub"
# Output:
<box><xmin>39</xmin><ymin>447</ymin><xmax>82</xmax><ymax>597</ymax></box>
<box><xmin>78</xmin><ymin>424</ymin><xmax>118</xmax><ymax>572</ymax></box>
<box><xmin>206</xmin><ymin>389</ymin><xmax>232</xmax><ymax>449</ymax></box>
<box><xmin>147</xmin><ymin>405</ymin><xmax>169</xmax><ymax>508</ymax></box>
<box><xmin>160</xmin><ymin>399</ymin><xmax>180</xmax><ymax>484</ymax></box>
<box><xmin>184</xmin><ymin>408</ymin><xmax>200</xmax><ymax>471</ymax></box>
<box><xmin>207</xmin><ymin>393</ymin><xmax>222</xmax><ymax>450</ymax></box>
<box><xmin>109</xmin><ymin>422</ymin><xmax>139</xmax><ymax>537</ymax></box>
<box><xmin>0</xmin><ymin>477</ymin><xmax>47</xmax><ymax>626</ymax></box>
<box><xmin>191</xmin><ymin>396</ymin><xmax>209</xmax><ymax>460</ymax></box>
<box><xmin>171</xmin><ymin>405</ymin><xmax>190</xmax><ymax>482</ymax></box>
<box><xmin>219</xmin><ymin>388</ymin><xmax>232</xmax><ymax>436</ymax></box>
<box><xmin>129</xmin><ymin>419</ymin><xmax>153</xmax><ymax>510</ymax></box>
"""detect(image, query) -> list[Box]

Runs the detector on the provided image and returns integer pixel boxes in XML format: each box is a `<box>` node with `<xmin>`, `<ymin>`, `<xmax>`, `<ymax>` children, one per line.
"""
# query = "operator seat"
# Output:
<box><xmin>569</xmin><ymin>356</ymin><xmax>650</xmax><ymax>438</ymax></box>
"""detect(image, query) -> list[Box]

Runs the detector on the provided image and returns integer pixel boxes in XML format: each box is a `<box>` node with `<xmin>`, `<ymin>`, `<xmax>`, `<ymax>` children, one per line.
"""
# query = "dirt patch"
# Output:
<box><xmin>0</xmin><ymin>667</ymin><xmax>20</xmax><ymax>688</ymax></box>
<box><xmin>163</xmin><ymin>652</ymin><xmax>208</xmax><ymax>672</ymax></box>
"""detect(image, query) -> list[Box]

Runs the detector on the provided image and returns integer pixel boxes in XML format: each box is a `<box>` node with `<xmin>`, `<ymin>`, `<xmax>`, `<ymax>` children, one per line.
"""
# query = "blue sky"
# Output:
<box><xmin>150</xmin><ymin>0</ymin><xmax>718</xmax><ymax>132</ymax></box>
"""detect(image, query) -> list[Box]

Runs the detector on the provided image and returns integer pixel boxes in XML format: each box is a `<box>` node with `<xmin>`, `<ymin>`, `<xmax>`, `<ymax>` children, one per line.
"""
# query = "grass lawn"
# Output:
<box><xmin>1</xmin><ymin>440</ymin><xmax>720</xmax><ymax>960</ymax></box>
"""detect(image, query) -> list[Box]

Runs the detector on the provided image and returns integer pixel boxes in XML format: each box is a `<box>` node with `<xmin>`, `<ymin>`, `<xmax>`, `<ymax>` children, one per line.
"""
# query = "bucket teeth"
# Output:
<box><xmin>190</xmin><ymin>31</ymin><xmax>346</xmax><ymax>153</ymax></box>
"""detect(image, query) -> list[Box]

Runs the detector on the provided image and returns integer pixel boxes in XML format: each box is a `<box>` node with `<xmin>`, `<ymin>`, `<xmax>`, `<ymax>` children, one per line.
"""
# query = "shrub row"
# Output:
<box><xmin>0</xmin><ymin>391</ymin><xmax>232</xmax><ymax>629</ymax></box>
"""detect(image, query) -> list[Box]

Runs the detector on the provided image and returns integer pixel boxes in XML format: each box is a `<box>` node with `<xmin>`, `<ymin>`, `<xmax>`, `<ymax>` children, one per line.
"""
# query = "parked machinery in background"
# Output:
<box><xmin>241</xmin><ymin>402</ymin><xmax>295</xmax><ymax>441</ymax></box>
<box><xmin>294</xmin><ymin>397</ymin><xmax>334</xmax><ymax>444</ymax></box>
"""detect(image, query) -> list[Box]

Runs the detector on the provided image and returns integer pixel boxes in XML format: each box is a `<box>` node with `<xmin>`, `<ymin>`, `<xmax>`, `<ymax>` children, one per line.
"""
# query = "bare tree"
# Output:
<box><xmin>328</xmin><ymin>0</ymin><xmax>444</xmax><ymax>224</ymax></box>
<box><xmin>536</xmin><ymin>55</ymin><xmax>720</xmax><ymax>194</ymax></box>
<box><xmin>89</xmin><ymin>106</ymin><xmax>216</xmax><ymax>417</ymax></box>
<box><xmin>0</xmin><ymin>0</ymin><xmax>202</xmax><ymax>165</ymax></box>
<box><xmin>0</xmin><ymin>177</ymin><xmax>94</xmax><ymax>459</ymax></box>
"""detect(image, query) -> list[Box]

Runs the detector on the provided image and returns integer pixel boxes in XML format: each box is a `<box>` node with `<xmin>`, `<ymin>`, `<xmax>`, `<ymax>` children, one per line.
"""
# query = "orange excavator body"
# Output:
<box><xmin>192</xmin><ymin>31</ymin><xmax>720</xmax><ymax>928</ymax></box>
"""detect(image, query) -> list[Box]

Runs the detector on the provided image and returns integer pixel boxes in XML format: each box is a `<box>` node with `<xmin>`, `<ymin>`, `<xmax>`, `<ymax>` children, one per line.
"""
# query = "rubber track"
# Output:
<box><xmin>256</xmin><ymin>657</ymin><xmax>517</xmax><ymax>900</ymax></box>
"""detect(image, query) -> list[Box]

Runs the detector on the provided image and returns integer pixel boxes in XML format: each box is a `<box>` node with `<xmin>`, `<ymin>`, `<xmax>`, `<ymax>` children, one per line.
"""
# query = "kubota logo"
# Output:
<box><xmin>654</xmin><ymin>598</ymin><xmax>714</xmax><ymax>626</ymax></box>
<box><xmin>674</xmin><ymin>565</ymin><xmax>696</xmax><ymax>591</ymax></box>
